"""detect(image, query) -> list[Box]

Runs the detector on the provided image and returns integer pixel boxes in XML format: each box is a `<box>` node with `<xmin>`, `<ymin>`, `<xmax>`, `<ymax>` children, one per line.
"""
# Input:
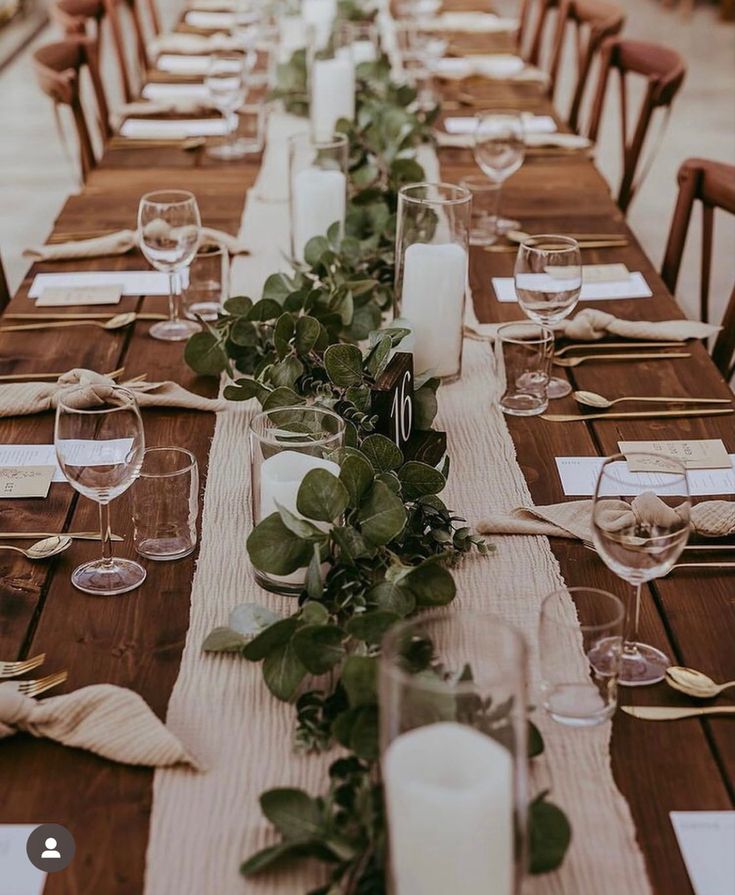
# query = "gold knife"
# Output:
<box><xmin>0</xmin><ymin>531</ymin><xmax>124</xmax><ymax>541</ymax></box>
<box><xmin>622</xmin><ymin>705</ymin><xmax>735</xmax><ymax>720</ymax></box>
<box><xmin>542</xmin><ymin>408</ymin><xmax>734</xmax><ymax>422</ymax></box>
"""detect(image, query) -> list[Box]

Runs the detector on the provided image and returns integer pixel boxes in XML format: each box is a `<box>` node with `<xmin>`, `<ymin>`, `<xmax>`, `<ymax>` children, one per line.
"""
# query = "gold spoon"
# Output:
<box><xmin>574</xmin><ymin>390</ymin><xmax>732</xmax><ymax>410</ymax></box>
<box><xmin>0</xmin><ymin>312</ymin><xmax>137</xmax><ymax>333</ymax></box>
<box><xmin>554</xmin><ymin>351</ymin><xmax>691</xmax><ymax>368</ymax></box>
<box><xmin>665</xmin><ymin>666</ymin><xmax>735</xmax><ymax>700</ymax></box>
<box><xmin>0</xmin><ymin>536</ymin><xmax>72</xmax><ymax>560</ymax></box>
<box><xmin>506</xmin><ymin>229</ymin><xmax>628</xmax><ymax>245</ymax></box>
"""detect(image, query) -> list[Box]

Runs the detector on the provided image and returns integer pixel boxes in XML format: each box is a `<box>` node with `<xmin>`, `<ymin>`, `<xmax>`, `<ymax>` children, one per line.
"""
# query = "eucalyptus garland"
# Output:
<box><xmin>185</xmin><ymin>42</ymin><xmax>570</xmax><ymax>895</ymax></box>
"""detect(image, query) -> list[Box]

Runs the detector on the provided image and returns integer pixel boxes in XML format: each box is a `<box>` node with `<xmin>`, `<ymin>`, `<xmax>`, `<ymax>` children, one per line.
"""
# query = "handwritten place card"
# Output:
<box><xmin>671</xmin><ymin>812</ymin><xmax>735</xmax><ymax>895</ymax></box>
<box><xmin>29</xmin><ymin>271</ymin><xmax>169</xmax><ymax>298</ymax></box>
<box><xmin>546</xmin><ymin>264</ymin><xmax>630</xmax><ymax>283</ymax></box>
<box><xmin>555</xmin><ymin>455</ymin><xmax>735</xmax><ymax>497</ymax></box>
<box><xmin>492</xmin><ymin>273</ymin><xmax>652</xmax><ymax>303</ymax></box>
<box><xmin>0</xmin><ymin>441</ymin><xmax>135</xmax><ymax>483</ymax></box>
<box><xmin>0</xmin><ymin>825</ymin><xmax>47</xmax><ymax>895</ymax></box>
<box><xmin>36</xmin><ymin>284</ymin><xmax>122</xmax><ymax>307</ymax></box>
<box><xmin>0</xmin><ymin>465</ymin><xmax>54</xmax><ymax>498</ymax></box>
<box><xmin>620</xmin><ymin>440</ymin><xmax>732</xmax><ymax>472</ymax></box>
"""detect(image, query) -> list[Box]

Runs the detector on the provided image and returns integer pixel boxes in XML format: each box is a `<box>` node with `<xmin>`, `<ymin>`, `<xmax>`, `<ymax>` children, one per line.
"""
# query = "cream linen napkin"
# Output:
<box><xmin>0</xmin><ymin>682</ymin><xmax>199</xmax><ymax>768</ymax></box>
<box><xmin>422</xmin><ymin>12</ymin><xmax>519</xmax><ymax>33</ymax></box>
<box><xmin>24</xmin><ymin>226</ymin><xmax>249</xmax><ymax>261</ymax></box>
<box><xmin>437</xmin><ymin>131</ymin><xmax>589</xmax><ymax>150</ymax></box>
<box><xmin>112</xmin><ymin>99</ymin><xmax>212</xmax><ymax>125</ymax></box>
<box><xmin>477</xmin><ymin>497</ymin><xmax>735</xmax><ymax>540</ymax></box>
<box><xmin>148</xmin><ymin>31</ymin><xmax>240</xmax><ymax>55</ymax></box>
<box><xmin>432</xmin><ymin>56</ymin><xmax>547</xmax><ymax>84</ymax></box>
<box><xmin>0</xmin><ymin>369</ymin><xmax>227</xmax><ymax>418</ymax></box>
<box><xmin>465</xmin><ymin>308</ymin><xmax>721</xmax><ymax>342</ymax></box>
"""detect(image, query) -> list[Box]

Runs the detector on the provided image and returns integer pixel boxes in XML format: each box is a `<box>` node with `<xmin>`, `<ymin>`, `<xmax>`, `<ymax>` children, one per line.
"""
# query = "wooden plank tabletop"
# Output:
<box><xmin>0</xmin><ymin>5</ymin><xmax>732</xmax><ymax>895</ymax></box>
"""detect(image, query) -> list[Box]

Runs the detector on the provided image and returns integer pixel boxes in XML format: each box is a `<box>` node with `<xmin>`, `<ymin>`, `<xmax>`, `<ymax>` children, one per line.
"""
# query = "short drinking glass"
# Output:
<box><xmin>55</xmin><ymin>385</ymin><xmax>146</xmax><ymax>596</ymax></box>
<box><xmin>540</xmin><ymin>587</ymin><xmax>625</xmax><ymax>727</ymax></box>
<box><xmin>460</xmin><ymin>175</ymin><xmax>502</xmax><ymax>246</ymax></box>
<box><xmin>514</xmin><ymin>234</ymin><xmax>582</xmax><ymax>399</ymax></box>
<box><xmin>182</xmin><ymin>244</ymin><xmax>229</xmax><ymax>322</ymax></box>
<box><xmin>496</xmin><ymin>322</ymin><xmax>553</xmax><ymax>416</ymax></box>
<box><xmin>132</xmin><ymin>448</ymin><xmax>199</xmax><ymax>561</ymax></box>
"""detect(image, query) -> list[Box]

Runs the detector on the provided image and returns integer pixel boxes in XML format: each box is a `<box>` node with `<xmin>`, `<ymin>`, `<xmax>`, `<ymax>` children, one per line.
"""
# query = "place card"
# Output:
<box><xmin>142</xmin><ymin>82</ymin><xmax>211</xmax><ymax>103</ymax></box>
<box><xmin>119</xmin><ymin>117</ymin><xmax>230</xmax><ymax>139</ymax></box>
<box><xmin>0</xmin><ymin>441</ymin><xmax>135</xmax><ymax>483</ymax></box>
<box><xmin>620</xmin><ymin>440</ymin><xmax>732</xmax><ymax>472</ymax></box>
<box><xmin>444</xmin><ymin>113</ymin><xmax>556</xmax><ymax>136</ymax></box>
<box><xmin>581</xmin><ymin>263</ymin><xmax>631</xmax><ymax>283</ymax></box>
<box><xmin>492</xmin><ymin>272</ymin><xmax>652</xmax><ymax>303</ymax></box>
<box><xmin>0</xmin><ymin>825</ymin><xmax>47</xmax><ymax>895</ymax></box>
<box><xmin>671</xmin><ymin>812</ymin><xmax>735</xmax><ymax>895</ymax></box>
<box><xmin>156</xmin><ymin>54</ymin><xmax>212</xmax><ymax>76</ymax></box>
<box><xmin>0</xmin><ymin>465</ymin><xmax>54</xmax><ymax>498</ymax></box>
<box><xmin>185</xmin><ymin>9</ymin><xmax>233</xmax><ymax>28</ymax></box>
<box><xmin>555</xmin><ymin>455</ymin><xmax>735</xmax><ymax>497</ymax></box>
<box><xmin>36</xmin><ymin>284</ymin><xmax>122</xmax><ymax>307</ymax></box>
<box><xmin>29</xmin><ymin>271</ymin><xmax>170</xmax><ymax>298</ymax></box>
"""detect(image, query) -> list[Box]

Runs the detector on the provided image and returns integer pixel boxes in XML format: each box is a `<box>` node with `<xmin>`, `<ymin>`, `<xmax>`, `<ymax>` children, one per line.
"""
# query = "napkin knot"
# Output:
<box><xmin>595</xmin><ymin>491</ymin><xmax>688</xmax><ymax>536</ymax></box>
<box><xmin>554</xmin><ymin>308</ymin><xmax>616</xmax><ymax>341</ymax></box>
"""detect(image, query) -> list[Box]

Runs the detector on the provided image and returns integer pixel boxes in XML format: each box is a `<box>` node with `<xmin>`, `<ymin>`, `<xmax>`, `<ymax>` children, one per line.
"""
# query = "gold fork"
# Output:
<box><xmin>553</xmin><ymin>351</ymin><xmax>691</xmax><ymax>368</ymax></box>
<box><xmin>554</xmin><ymin>341</ymin><xmax>686</xmax><ymax>357</ymax></box>
<box><xmin>0</xmin><ymin>367</ymin><xmax>126</xmax><ymax>382</ymax></box>
<box><xmin>0</xmin><ymin>653</ymin><xmax>45</xmax><ymax>679</ymax></box>
<box><xmin>12</xmin><ymin>670</ymin><xmax>68</xmax><ymax>697</ymax></box>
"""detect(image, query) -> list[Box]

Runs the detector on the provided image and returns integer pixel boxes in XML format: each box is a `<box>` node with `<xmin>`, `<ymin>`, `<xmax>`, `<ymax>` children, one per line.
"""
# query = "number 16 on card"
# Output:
<box><xmin>371</xmin><ymin>353</ymin><xmax>414</xmax><ymax>451</ymax></box>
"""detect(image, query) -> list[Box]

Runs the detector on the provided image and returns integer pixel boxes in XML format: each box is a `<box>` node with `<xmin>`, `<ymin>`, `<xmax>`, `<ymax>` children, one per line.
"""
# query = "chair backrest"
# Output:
<box><xmin>33</xmin><ymin>37</ymin><xmax>111</xmax><ymax>182</ymax></box>
<box><xmin>0</xmin><ymin>252</ymin><xmax>9</xmax><ymax>314</ymax></box>
<box><xmin>103</xmin><ymin>0</ymin><xmax>151</xmax><ymax>102</ymax></box>
<box><xmin>661</xmin><ymin>157</ymin><xmax>735</xmax><ymax>381</ymax></box>
<box><xmin>518</xmin><ymin>0</ymin><xmax>559</xmax><ymax>68</ymax></box>
<box><xmin>547</xmin><ymin>0</ymin><xmax>625</xmax><ymax>129</ymax></box>
<box><xmin>586</xmin><ymin>37</ymin><xmax>686</xmax><ymax>213</ymax></box>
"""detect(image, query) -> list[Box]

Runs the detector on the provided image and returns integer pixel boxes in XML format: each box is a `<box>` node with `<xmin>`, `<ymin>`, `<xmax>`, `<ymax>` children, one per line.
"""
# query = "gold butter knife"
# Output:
<box><xmin>542</xmin><ymin>408</ymin><xmax>734</xmax><ymax>422</ymax></box>
<box><xmin>0</xmin><ymin>531</ymin><xmax>124</xmax><ymax>541</ymax></box>
<box><xmin>621</xmin><ymin>706</ymin><xmax>735</xmax><ymax>721</ymax></box>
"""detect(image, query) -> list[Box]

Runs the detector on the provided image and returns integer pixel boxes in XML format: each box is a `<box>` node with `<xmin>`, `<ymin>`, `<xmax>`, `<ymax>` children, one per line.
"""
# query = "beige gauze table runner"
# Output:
<box><xmin>144</xmin><ymin>106</ymin><xmax>651</xmax><ymax>894</ymax></box>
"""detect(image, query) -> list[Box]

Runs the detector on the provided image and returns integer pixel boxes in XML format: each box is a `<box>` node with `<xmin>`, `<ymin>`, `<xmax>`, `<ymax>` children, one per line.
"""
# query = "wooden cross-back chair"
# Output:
<box><xmin>586</xmin><ymin>37</ymin><xmax>686</xmax><ymax>214</ymax></box>
<box><xmin>0</xmin><ymin>253</ymin><xmax>10</xmax><ymax>314</ymax></box>
<box><xmin>103</xmin><ymin>0</ymin><xmax>152</xmax><ymax>102</ymax></box>
<box><xmin>518</xmin><ymin>0</ymin><xmax>557</xmax><ymax>69</ymax></box>
<box><xmin>33</xmin><ymin>37</ymin><xmax>111</xmax><ymax>182</ymax></box>
<box><xmin>661</xmin><ymin>157</ymin><xmax>735</xmax><ymax>382</ymax></box>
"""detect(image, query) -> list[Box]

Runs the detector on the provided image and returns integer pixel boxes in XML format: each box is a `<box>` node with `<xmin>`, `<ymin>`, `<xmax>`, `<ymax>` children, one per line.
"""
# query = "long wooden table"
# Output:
<box><xmin>1</xmin><ymin>7</ymin><xmax>733</xmax><ymax>894</ymax></box>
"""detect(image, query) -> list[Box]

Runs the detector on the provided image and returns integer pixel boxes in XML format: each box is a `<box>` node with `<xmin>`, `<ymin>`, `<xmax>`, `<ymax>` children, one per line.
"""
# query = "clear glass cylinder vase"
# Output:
<box><xmin>248</xmin><ymin>405</ymin><xmax>345</xmax><ymax>595</ymax></box>
<box><xmin>394</xmin><ymin>182</ymin><xmax>472</xmax><ymax>381</ymax></box>
<box><xmin>288</xmin><ymin>132</ymin><xmax>348</xmax><ymax>263</ymax></box>
<box><xmin>379</xmin><ymin>612</ymin><xmax>528</xmax><ymax>895</ymax></box>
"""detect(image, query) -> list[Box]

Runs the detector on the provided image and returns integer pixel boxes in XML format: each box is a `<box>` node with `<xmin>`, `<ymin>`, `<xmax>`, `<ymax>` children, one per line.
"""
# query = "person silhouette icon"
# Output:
<box><xmin>41</xmin><ymin>837</ymin><xmax>61</xmax><ymax>859</ymax></box>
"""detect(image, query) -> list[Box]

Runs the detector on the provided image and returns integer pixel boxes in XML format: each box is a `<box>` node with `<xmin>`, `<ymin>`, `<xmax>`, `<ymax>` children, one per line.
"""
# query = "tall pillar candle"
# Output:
<box><xmin>399</xmin><ymin>242</ymin><xmax>467</xmax><ymax>378</ymax></box>
<box><xmin>259</xmin><ymin>450</ymin><xmax>340</xmax><ymax>585</ymax></box>
<box><xmin>310</xmin><ymin>56</ymin><xmax>355</xmax><ymax>141</ymax></box>
<box><xmin>384</xmin><ymin>722</ymin><xmax>513</xmax><ymax>895</ymax></box>
<box><xmin>291</xmin><ymin>167</ymin><xmax>347</xmax><ymax>261</ymax></box>
<box><xmin>302</xmin><ymin>0</ymin><xmax>337</xmax><ymax>49</ymax></box>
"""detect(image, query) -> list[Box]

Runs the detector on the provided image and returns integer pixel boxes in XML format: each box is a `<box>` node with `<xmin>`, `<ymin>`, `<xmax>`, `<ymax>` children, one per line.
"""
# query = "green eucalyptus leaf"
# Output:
<box><xmin>358</xmin><ymin>480</ymin><xmax>407</xmax><ymax>546</ymax></box>
<box><xmin>305</xmin><ymin>545</ymin><xmax>324</xmax><ymax>600</ymax></box>
<box><xmin>401</xmin><ymin>558</ymin><xmax>456</xmax><ymax>607</ymax></box>
<box><xmin>292</xmin><ymin>624</ymin><xmax>346</xmax><ymax>674</ymax></box>
<box><xmin>202</xmin><ymin>626</ymin><xmax>248</xmax><ymax>653</ymax></box>
<box><xmin>300</xmin><ymin>601</ymin><xmax>329</xmax><ymax>625</ymax></box>
<box><xmin>229</xmin><ymin>603</ymin><xmax>283</xmax><ymax>637</ymax></box>
<box><xmin>339</xmin><ymin>453</ymin><xmax>375</xmax><ymax>505</ymax></box>
<box><xmin>345</xmin><ymin>610</ymin><xmax>399</xmax><ymax>644</ymax></box>
<box><xmin>263</xmin><ymin>640</ymin><xmax>307</xmax><ymax>701</ymax></box>
<box><xmin>324</xmin><ymin>343</ymin><xmax>364</xmax><ymax>387</ymax></box>
<box><xmin>296</xmin><ymin>469</ymin><xmax>350</xmax><ymax>522</ymax></box>
<box><xmin>184</xmin><ymin>331</ymin><xmax>228</xmax><ymax>376</ymax></box>
<box><xmin>275</xmin><ymin>502</ymin><xmax>326</xmax><ymax>541</ymax></box>
<box><xmin>262</xmin><ymin>272</ymin><xmax>294</xmax><ymax>304</ymax></box>
<box><xmin>274</xmin><ymin>313</ymin><xmax>295</xmax><ymax>359</ymax></box>
<box><xmin>348</xmin><ymin>705</ymin><xmax>379</xmax><ymax>760</ymax></box>
<box><xmin>528</xmin><ymin>720</ymin><xmax>545</xmax><ymax>758</ymax></box>
<box><xmin>398</xmin><ymin>461</ymin><xmax>446</xmax><ymax>499</ymax></box>
<box><xmin>262</xmin><ymin>386</ymin><xmax>305</xmax><ymax>409</ymax></box>
<box><xmin>341</xmin><ymin>655</ymin><xmax>378</xmax><ymax>707</ymax></box>
<box><xmin>222</xmin><ymin>378</ymin><xmax>270</xmax><ymax>403</ymax></box>
<box><xmin>242</xmin><ymin>617</ymin><xmax>302</xmax><ymax>662</ymax></box>
<box><xmin>365</xmin><ymin>334</ymin><xmax>392</xmax><ymax>377</ymax></box>
<box><xmin>295</xmin><ymin>315</ymin><xmax>321</xmax><ymax>354</ymax></box>
<box><xmin>360</xmin><ymin>434</ymin><xmax>403</xmax><ymax>472</ymax></box>
<box><xmin>304</xmin><ymin>235</ymin><xmax>331</xmax><ymax>267</ymax></box>
<box><xmin>240</xmin><ymin>840</ymin><xmax>328</xmax><ymax>877</ymax></box>
<box><xmin>529</xmin><ymin>791</ymin><xmax>572</xmax><ymax>874</ymax></box>
<box><xmin>367</xmin><ymin>580</ymin><xmax>415</xmax><ymax>617</ymax></box>
<box><xmin>414</xmin><ymin>382</ymin><xmax>439</xmax><ymax>430</ymax></box>
<box><xmin>331</xmin><ymin>525</ymin><xmax>370</xmax><ymax>563</ymax></box>
<box><xmin>223</xmin><ymin>295</ymin><xmax>253</xmax><ymax>316</ymax></box>
<box><xmin>229</xmin><ymin>318</ymin><xmax>258</xmax><ymax>347</ymax></box>
<box><xmin>247</xmin><ymin>513</ymin><xmax>312</xmax><ymax>575</ymax></box>
<box><xmin>269</xmin><ymin>356</ymin><xmax>304</xmax><ymax>389</ymax></box>
<box><xmin>260</xmin><ymin>788</ymin><xmax>323</xmax><ymax>840</ymax></box>
<box><xmin>247</xmin><ymin>298</ymin><xmax>283</xmax><ymax>321</ymax></box>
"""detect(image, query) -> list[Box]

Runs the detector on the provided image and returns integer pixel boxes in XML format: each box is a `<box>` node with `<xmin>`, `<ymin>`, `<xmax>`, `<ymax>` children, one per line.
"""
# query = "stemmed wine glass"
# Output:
<box><xmin>514</xmin><ymin>234</ymin><xmax>582</xmax><ymax>399</ymax></box>
<box><xmin>592</xmin><ymin>453</ymin><xmax>691</xmax><ymax>686</ymax></box>
<box><xmin>473</xmin><ymin>111</ymin><xmax>525</xmax><ymax>234</ymax></box>
<box><xmin>138</xmin><ymin>190</ymin><xmax>201</xmax><ymax>342</ymax></box>
<box><xmin>55</xmin><ymin>385</ymin><xmax>146</xmax><ymax>596</ymax></box>
<box><xmin>205</xmin><ymin>50</ymin><xmax>250</xmax><ymax>160</ymax></box>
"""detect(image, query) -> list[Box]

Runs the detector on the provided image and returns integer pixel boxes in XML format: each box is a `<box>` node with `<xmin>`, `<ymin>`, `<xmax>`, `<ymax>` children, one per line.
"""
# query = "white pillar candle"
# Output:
<box><xmin>279</xmin><ymin>14</ymin><xmax>306</xmax><ymax>60</ymax></box>
<box><xmin>302</xmin><ymin>0</ymin><xmax>337</xmax><ymax>50</ymax></box>
<box><xmin>349</xmin><ymin>40</ymin><xmax>377</xmax><ymax>64</ymax></box>
<box><xmin>384</xmin><ymin>722</ymin><xmax>513</xmax><ymax>895</ymax></box>
<box><xmin>259</xmin><ymin>450</ymin><xmax>340</xmax><ymax>585</ymax></box>
<box><xmin>292</xmin><ymin>167</ymin><xmax>346</xmax><ymax>261</ymax></box>
<box><xmin>399</xmin><ymin>242</ymin><xmax>467</xmax><ymax>378</ymax></box>
<box><xmin>311</xmin><ymin>56</ymin><xmax>355</xmax><ymax>141</ymax></box>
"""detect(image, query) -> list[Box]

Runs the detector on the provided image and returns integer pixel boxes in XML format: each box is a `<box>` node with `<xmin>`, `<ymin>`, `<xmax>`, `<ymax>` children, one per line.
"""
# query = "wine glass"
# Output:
<box><xmin>138</xmin><ymin>190</ymin><xmax>201</xmax><ymax>342</ymax></box>
<box><xmin>473</xmin><ymin>111</ymin><xmax>525</xmax><ymax>234</ymax></box>
<box><xmin>205</xmin><ymin>50</ymin><xmax>249</xmax><ymax>160</ymax></box>
<box><xmin>55</xmin><ymin>385</ymin><xmax>146</xmax><ymax>596</ymax></box>
<box><xmin>592</xmin><ymin>453</ymin><xmax>691</xmax><ymax>687</ymax></box>
<box><xmin>514</xmin><ymin>234</ymin><xmax>581</xmax><ymax>399</ymax></box>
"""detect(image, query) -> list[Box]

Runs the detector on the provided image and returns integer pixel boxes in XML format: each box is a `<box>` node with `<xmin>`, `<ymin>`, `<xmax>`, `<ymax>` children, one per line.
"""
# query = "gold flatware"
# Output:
<box><xmin>574</xmin><ymin>389</ymin><xmax>731</xmax><ymax>410</ymax></box>
<box><xmin>621</xmin><ymin>705</ymin><xmax>735</xmax><ymax>721</ymax></box>
<box><xmin>10</xmin><ymin>670</ymin><xmax>68</xmax><ymax>698</ymax></box>
<box><xmin>507</xmin><ymin>228</ymin><xmax>627</xmax><ymax>244</ymax></box>
<box><xmin>0</xmin><ymin>653</ymin><xmax>45</xmax><ymax>679</ymax></box>
<box><xmin>542</xmin><ymin>408</ymin><xmax>734</xmax><ymax>422</ymax></box>
<box><xmin>0</xmin><ymin>531</ymin><xmax>123</xmax><ymax>541</ymax></box>
<box><xmin>47</xmin><ymin>229</ymin><xmax>118</xmax><ymax>243</ymax></box>
<box><xmin>554</xmin><ymin>351</ymin><xmax>691</xmax><ymax>368</ymax></box>
<box><xmin>666</xmin><ymin>561</ymin><xmax>735</xmax><ymax>571</ymax></box>
<box><xmin>0</xmin><ymin>536</ymin><xmax>72</xmax><ymax>561</ymax></box>
<box><xmin>555</xmin><ymin>341</ymin><xmax>686</xmax><ymax>357</ymax></box>
<box><xmin>483</xmin><ymin>239</ymin><xmax>629</xmax><ymax>253</ymax></box>
<box><xmin>582</xmin><ymin>539</ymin><xmax>735</xmax><ymax>555</ymax></box>
<box><xmin>0</xmin><ymin>366</ymin><xmax>126</xmax><ymax>382</ymax></box>
<box><xmin>4</xmin><ymin>313</ymin><xmax>168</xmax><ymax>321</ymax></box>
<box><xmin>666</xmin><ymin>666</ymin><xmax>735</xmax><ymax>700</ymax></box>
<box><xmin>108</xmin><ymin>136</ymin><xmax>206</xmax><ymax>151</ymax></box>
<box><xmin>0</xmin><ymin>312</ymin><xmax>137</xmax><ymax>333</ymax></box>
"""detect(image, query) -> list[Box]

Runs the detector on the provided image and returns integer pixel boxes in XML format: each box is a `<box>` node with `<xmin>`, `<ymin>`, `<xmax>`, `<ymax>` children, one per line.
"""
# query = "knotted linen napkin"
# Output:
<box><xmin>432</xmin><ymin>56</ymin><xmax>547</xmax><ymax>84</ymax></box>
<box><xmin>465</xmin><ymin>308</ymin><xmax>721</xmax><ymax>342</ymax></box>
<box><xmin>148</xmin><ymin>31</ymin><xmax>241</xmax><ymax>55</ymax></box>
<box><xmin>478</xmin><ymin>494</ymin><xmax>735</xmax><ymax>540</ymax></box>
<box><xmin>0</xmin><ymin>369</ymin><xmax>227</xmax><ymax>418</ymax></box>
<box><xmin>24</xmin><ymin>225</ymin><xmax>249</xmax><ymax>262</ymax></box>
<box><xmin>0</xmin><ymin>682</ymin><xmax>199</xmax><ymax>768</ymax></box>
<box><xmin>437</xmin><ymin>131</ymin><xmax>590</xmax><ymax>150</ymax></box>
<box><xmin>421</xmin><ymin>12</ymin><xmax>519</xmax><ymax>33</ymax></box>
